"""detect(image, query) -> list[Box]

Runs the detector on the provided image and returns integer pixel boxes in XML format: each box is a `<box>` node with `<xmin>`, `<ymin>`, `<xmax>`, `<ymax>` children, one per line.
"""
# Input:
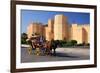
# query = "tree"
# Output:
<box><xmin>70</xmin><ymin>40</ymin><xmax>77</xmax><ymax>46</ymax></box>
<box><xmin>21</xmin><ymin>33</ymin><xmax>27</xmax><ymax>39</ymax></box>
<box><xmin>21</xmin><ymin>33</ymin><xmax>28</xmax><ymax>44</ymax></box>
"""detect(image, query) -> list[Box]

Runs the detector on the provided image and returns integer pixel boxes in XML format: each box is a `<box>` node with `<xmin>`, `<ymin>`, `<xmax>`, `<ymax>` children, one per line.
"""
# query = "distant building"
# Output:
<box><xmin>27</xmin><ymin>14</ymin><xmax>90</xmax><ymax>44</ymax></box>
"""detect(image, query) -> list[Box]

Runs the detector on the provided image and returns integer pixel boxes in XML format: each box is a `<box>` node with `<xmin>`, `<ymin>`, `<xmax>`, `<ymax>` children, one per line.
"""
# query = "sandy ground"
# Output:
<box><xmin>21</xmin><ymin>47</ymin><xmax>90</xmax><ymax>63</ymax></box>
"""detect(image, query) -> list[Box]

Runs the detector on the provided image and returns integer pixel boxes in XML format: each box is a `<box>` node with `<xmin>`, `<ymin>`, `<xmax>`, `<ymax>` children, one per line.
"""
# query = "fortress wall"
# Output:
<box><xmin>27</xmin><ymin>24</ymin><xmax>34</xmax><ymax>38</ymax></box>
<box><xmin>45</xmin><ymin>27</ymin><xmax>50</xmax><ymax>41</ymax></box>
<box><xmin>27</xmin><ymin>15</ymin><xmax>90</xmax><ymax>44</ymax></box>
<box><xmin>48</xmin><ymin>19</ymin><xmax>54</xmax><ymax>41</ymax></box>
<box><xmin>83</xmin><ymin>25</ymin><xmax>90</xmax><ymax>43</ymax></box>
<box><xmin>82</xmin><ymin>28</ymin><xmax>88</xmax><ymax>43</ymax></box>
<box><xmin>71</xmin><ymin>24</ymin><xmax>90</xmax><ymax>44</ymax></box>
<box><xmin>48</xmin><ymin>19</ymin><xmax>54</xmax><ymax>33</ymax></box>
<box><xmin>68</xmin><ymin>25</ymin><xmax>72</xmax><ymax>40</ymax></box>
<box><xmin>78</xmin><ymin>25</ymin><xmax>90</xmax><ymax>43</ymax></box>
<box><xmin>71</xmin><ymin>24</ymin><xmax>78</xmax><ymax>41</ymax></box>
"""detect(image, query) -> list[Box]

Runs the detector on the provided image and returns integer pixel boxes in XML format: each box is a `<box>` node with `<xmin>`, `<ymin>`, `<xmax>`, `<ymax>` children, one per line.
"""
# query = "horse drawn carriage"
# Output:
<box><xmin>27</xmin><ymin>34</ymin><xmax>52</xmax><ymax>56</ymax></box>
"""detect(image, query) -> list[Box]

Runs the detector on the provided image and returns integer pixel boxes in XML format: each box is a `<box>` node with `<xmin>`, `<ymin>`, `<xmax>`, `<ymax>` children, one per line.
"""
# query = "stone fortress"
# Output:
<box><xmin>27</xmin><ymin>14</ymin><xmax>90</xmax><ymax>44</ymax></box>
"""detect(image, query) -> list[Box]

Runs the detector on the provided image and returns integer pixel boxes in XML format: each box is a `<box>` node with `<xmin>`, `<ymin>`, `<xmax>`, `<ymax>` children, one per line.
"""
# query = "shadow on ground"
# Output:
<box><xmin>52</xmin><ymin>52</ymin><xmax>79</xmax><ymax>58</ymax></box>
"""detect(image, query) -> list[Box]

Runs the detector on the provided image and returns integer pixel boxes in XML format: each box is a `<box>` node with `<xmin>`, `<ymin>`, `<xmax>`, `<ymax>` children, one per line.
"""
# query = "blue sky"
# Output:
<box><xmin>21</xmin><ymin>10</ymin><xmax>90</xmax><ymax>33</ymax></box>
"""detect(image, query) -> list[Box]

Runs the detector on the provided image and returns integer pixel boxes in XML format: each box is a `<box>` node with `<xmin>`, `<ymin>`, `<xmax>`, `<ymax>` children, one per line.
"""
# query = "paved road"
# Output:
<box><xmin>21</xmin><ymin>47</ymin><xmax>90</xmax><ymax>63</ymax></box>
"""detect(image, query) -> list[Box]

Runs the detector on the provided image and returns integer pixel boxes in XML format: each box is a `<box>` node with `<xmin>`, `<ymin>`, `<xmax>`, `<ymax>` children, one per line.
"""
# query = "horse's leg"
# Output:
<box><xmin>54</xmin><ymin>48</ymin><xmax>56</xmax><ymax>56</ymax></box>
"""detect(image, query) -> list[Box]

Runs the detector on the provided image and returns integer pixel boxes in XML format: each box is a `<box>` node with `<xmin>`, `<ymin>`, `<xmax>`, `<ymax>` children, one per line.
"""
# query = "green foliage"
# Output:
<box><xmin>70</xmin><ymin>40</ymin><xmax>77</xmax><ymax>46</ymax></box>
<box><xmin>55</xmin><ymin>40</ymin><xmax>77</xmax><ymax>47</ymax></box>
<box><xmin>21</xmin><ymin>38</ymin><xmax>27</xmax><ymax>44</ymax></box>
<box><xmin>86</xmin><ymin>43</ymin><xmax>90</xmax><ymax>46</ymax></box>
<box><xmin>21</xmin><ymin>33</ymin><xmax>28</xmax><ymax>44</ymax></box>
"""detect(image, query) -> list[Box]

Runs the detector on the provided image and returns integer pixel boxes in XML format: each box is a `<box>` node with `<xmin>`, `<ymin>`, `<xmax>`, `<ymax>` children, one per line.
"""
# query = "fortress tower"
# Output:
<box><xmin>27</xmin><ymin>23</ymin><xmax>44</xmax><ymax>38</ymax></box>
<box><xmin>45</xmin><ymin>19</ymin><xmax>54</xmax><ymax>41</ymax></box>
<box><xmin>54</xmin><ymin>14</ymin><xmax>68</xmax><ymax>40</ymax></box>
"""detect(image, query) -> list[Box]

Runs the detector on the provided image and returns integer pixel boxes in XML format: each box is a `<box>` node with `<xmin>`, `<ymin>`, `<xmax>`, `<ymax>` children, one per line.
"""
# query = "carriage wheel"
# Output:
<box><xmin>34</xmin><ymin>48</ymin><xmax>41</xmax><ymax>56</ymax></box>
<box><xmin>28</xmin><ymin>47</ymin><xmax>32</xmax><ymax>55</ymax></box>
